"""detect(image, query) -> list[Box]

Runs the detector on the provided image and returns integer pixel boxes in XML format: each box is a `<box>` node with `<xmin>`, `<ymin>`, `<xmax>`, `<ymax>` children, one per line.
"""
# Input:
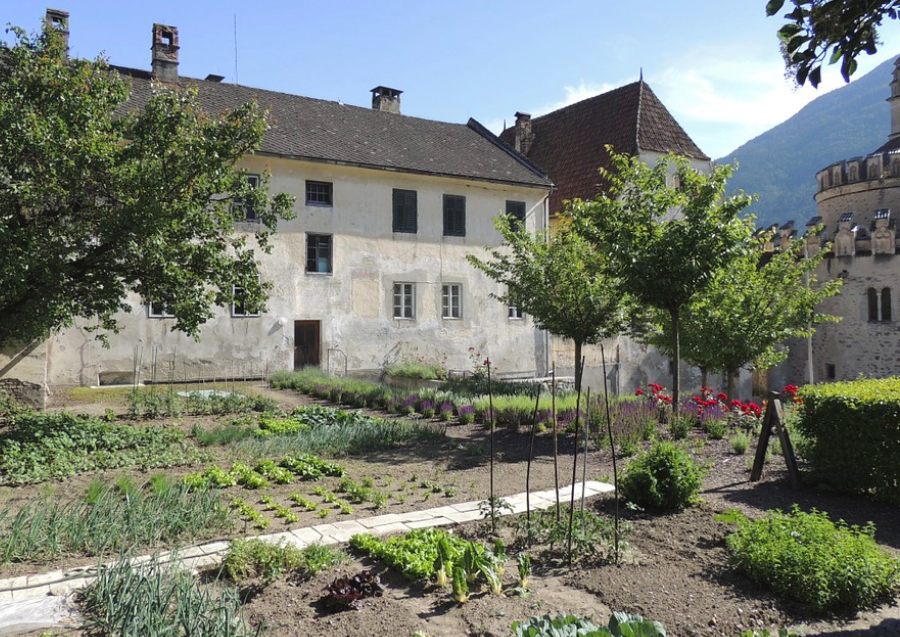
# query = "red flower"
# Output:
<box><xmin>636</xmin><ymin>388</ymin><xmax>644</xmax><ymax>396</ymax></box>
<box><xmin>730</xmin><ymin>399</ymin><xmax>743</xmax><ymax>408</ymax></box>
<box><xmin>649</xmin><ymin>383</ymin><xmax>664</xmax><ymax>393</ymax></box>
<box><xmin>717</xmin><ymin>392</ymin><xmax>728</xmax><ymax>402</ymax></box>
<box><xmin>782</xmin><ymin>384</ymin><xmax>799</xmax><ymax>398</ymax></box>
<box><xmin>660</xmin><ymin>395</ymin><xmax>673</xmax><ymax>404</ymax></box>
<box><xmin>483</xmin><ymin>358</ymin><xmax>491</xmax><ymax>367</ymax></box>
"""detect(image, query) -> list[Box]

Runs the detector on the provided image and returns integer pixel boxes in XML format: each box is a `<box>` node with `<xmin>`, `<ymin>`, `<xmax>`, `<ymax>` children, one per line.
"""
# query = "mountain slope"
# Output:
<box><xmin>717</xmin><ymin>56</ymin><xmax>897</xmax><ymax>229</ymax></box>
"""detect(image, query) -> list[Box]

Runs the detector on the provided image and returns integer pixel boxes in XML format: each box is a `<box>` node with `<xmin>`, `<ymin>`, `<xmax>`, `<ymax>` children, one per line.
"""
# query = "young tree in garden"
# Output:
<box><xmin>767</xmin><ymin>0</ymin><xmax>900</xmax><ymax>87</ymax></box>
<box><xmin>573</xmin><ymin>149</ymin><xmax>752</xmax><ymax>410</ymax></box>
<box><xmin>467</xmin><ymin>213</ymin><xmax>624</xmax><ymax>393</ymax></box>
<box><xmin>646</xmin><ymin>230</ymin><xmax>842</xmax><ymax>397</ymax></box>
<box><xmin>0</xmin><ymin>23</ymin><xmax>294</xmax><ymax>347</ymax></box>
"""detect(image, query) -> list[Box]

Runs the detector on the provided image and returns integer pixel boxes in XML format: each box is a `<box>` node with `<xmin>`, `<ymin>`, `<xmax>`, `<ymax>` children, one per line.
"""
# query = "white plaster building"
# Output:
<box><xmin>0</xmin><ymin>16</ymin><xmax>553</xmax><ymax>404</ymax></box>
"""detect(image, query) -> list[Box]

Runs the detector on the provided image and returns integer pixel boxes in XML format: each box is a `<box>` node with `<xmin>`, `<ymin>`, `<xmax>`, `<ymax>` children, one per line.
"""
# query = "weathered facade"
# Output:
<box><xmin>0</xmin><ymin>15</ymin><xmax>553</xmax><ymax>403</ymax></box>
<box><xmin>778</xmin><ymin>58</ymin><xmax>900</xmax><ymax>385</ymax></box>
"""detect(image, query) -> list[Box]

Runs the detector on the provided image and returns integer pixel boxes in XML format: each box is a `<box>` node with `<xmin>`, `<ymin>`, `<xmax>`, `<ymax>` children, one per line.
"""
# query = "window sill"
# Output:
<box><xmin>305</xmin><ymin>271</ymin><xmax>333</xmax><ymax>276</ymax></box>
<box><xmin>305</xmin><ymin>202</ymin><xmax>333</xmax><ymax>208</ymax></box>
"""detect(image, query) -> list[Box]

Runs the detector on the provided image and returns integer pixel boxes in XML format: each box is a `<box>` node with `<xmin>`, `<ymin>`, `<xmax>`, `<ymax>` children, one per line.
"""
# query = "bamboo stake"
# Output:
<box><xmin>525</xmin><ymin>384</ymin><xmax>542</xmax><ymax>545</ymax></box>
<box><xmin>601</xmin><ymin>343</ymin><xmax>620</xmax><ymax>563</ymax></box>
<box><xmin>487</xmin><ymin>359</ymin><xmax>496</xmax><ymax>534</ymax></box>
<box><xmin>552</xmin><ymin>363</ymin><xmax>560</xmax><ymax>521</ymax></box>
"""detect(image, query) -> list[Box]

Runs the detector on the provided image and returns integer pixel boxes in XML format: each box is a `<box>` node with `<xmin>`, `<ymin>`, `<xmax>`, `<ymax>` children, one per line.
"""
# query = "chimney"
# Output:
<box><xmin>371</xmin><ymin>86</ymin><xmax>402</xmax><ymax>114</ymax></box>
<box><xmin>151</xmin><ymin>23</ymin><xmax>179</xmax><ymax>83</ymax></box>
<box><xmin>45</xmin><ymin>9</ymin><xmax>69</xmax><ymax>57</ymax></box>
<box><xmin>514</xmin><ymin>112</ymin><xmax>533</xmax><ymax>155</ymax></box>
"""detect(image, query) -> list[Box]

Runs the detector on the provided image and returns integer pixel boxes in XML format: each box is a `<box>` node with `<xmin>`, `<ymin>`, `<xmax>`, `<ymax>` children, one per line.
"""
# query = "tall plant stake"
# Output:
<box><xmin>525</xmin><ymin>384</ymin><xmax>542</xmax><ymax>545</ymax></box>
<box><xmin>551</xmin><ymin>363</ymin><xmax>560</xmax><ymax>521</ymax></box>
<box><xmin>601</xmin><ymin>344</ymin><xmax>620</xmax><ymax>563</ymax></box>
<box><xmin>581</xmin><ymin>387</ymin><xmax>591</xmax><ymax>518</ymax></box>
<box><xmin>566</xmin><ymin>356</ymin><xmax>586</xmax><ymax>565</ymax></box>
<box><xmin>486</xmin><ymin>359</ymin><xmax>496</xmax><ymax>534</ymax></box>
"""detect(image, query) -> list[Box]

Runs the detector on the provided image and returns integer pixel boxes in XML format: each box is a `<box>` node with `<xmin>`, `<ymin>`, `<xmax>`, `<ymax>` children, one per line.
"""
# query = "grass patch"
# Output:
<box><xmin>0</xmin><ymin>480</ymin><xmax>232</xmax><ymax>564</ymax></box>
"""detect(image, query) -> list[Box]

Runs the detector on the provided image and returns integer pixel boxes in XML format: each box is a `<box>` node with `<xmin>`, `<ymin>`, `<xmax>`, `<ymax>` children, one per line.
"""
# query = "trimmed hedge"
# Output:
<box><xmin>797</xmin><ymin>378</ymin><xmax>900</xmax><ymax>503</ymax></box>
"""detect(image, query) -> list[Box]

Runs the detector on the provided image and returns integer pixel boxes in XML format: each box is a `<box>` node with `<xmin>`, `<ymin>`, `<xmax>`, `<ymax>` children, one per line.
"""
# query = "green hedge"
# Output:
<box><xmin>797</xmin><ymin>378</ymin><xmax>900</xmax><ymax>503</ymax></box>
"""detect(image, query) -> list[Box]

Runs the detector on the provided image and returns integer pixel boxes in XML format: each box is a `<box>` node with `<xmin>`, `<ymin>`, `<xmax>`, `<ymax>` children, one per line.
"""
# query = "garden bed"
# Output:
<box><xmin>5</xmin><ymin>383</ymin><xmax>900</xmax><ymax>637</ymax></box>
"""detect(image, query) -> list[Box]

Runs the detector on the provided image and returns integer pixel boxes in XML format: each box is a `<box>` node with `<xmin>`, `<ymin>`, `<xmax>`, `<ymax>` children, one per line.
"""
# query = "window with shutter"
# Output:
<box><xmin>392</xmin><ymin>189</ymin><xmax>417</xmax><ymax>233</ymax></box>
<box><xmin>443</xmin><ymin>194</ymin><xmax>466</xmax><ymax>237</ymax></box>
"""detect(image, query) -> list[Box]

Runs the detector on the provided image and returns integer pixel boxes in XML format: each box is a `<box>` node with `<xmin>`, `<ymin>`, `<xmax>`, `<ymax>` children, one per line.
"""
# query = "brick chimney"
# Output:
<box><xmin>44</xmin><ymin>9</ymin><xmax>69</xmax><ymax>57</ymax></box>
<box><xmin>514</xmin><ymin>112</ymin><xmax>533</xmax><ymax>155</ymax></box>
<box><xmin>151</xmin><ymin>23</ymin><xmax>179</xmax><ymax>83</ymax></box>
<box><xmin>371</xmin><ymin>86</ymin><xmax>402</xmax><ymax>114</ymax></box>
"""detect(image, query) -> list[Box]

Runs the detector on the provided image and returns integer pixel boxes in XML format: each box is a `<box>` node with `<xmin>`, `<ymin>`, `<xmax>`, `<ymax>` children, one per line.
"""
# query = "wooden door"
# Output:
<box><xmin>294</xmin><ymin>320</ymin><xmax>321</xmax><ymax>369</ymax></box>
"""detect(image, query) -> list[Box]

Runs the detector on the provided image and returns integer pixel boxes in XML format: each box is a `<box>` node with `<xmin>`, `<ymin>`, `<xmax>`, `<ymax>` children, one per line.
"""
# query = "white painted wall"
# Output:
<box><xmin>34</xmin><ymin>157</ymin><xmax>550</xmax><ymax>388</ymax></box>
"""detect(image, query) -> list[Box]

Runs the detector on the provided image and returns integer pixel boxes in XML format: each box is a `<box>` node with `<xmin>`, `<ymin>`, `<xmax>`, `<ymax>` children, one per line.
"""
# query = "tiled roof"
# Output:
<box><xmin>115</xmin><ymin>67</ymin><xmax>552</xmax><ymax>189</ymax></box>
<box><xmin>499</xmin><ymin>81</ymin><xmax>708</xmax><ymax>213</ymax></box>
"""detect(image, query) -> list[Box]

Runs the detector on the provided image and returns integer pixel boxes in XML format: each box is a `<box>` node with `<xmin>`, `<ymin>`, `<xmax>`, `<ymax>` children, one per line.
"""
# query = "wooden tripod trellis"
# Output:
<box><xmin>750</xmin><ymin>391</ymin><xmax>801</xmax><ymax>488</ymax></box>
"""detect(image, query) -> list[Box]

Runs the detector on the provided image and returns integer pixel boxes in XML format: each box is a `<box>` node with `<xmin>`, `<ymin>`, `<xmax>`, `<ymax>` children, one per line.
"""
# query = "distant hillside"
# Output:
<box><xmin>718</xmin><ymin>56</ymin><xmax>897</xmax><ymax>229</ymax></box>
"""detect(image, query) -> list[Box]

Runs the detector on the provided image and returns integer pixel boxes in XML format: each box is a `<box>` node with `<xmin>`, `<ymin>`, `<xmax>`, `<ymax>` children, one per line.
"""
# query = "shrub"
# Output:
<box><xmin>619</xmin><ymin>441</ymin><xmax>703</xmax><ymax>510</ymax></box>
<box><xmin>795</xmin><ymin>378</ymin><xmax>900</xmax><ymax>503</ymax></box>
<box><xmin>667</xmin><ymin>413</ymin><xmax>693</xmax><ymax>440</ymax></box>
<box><xmin>729</xmin><ymin>431</ymin><xmax>750</xmax><ymax>455</ymax></box>
<box><xmin>386</xmin><ymin>362</ymin><xmax>446</xmax><ymax>380</ymax></box>
<box><xmin>719</xmin><ymin>506</ymin><xmax>900</xmax><ymax>613</ymax></box>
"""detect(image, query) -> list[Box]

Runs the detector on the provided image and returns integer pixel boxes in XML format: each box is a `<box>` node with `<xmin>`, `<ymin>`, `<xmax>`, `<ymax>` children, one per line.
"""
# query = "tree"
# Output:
<box><xmin>0</xmin><ymin>24</ymin><xmax>295</xmax><ymax>347</ymax></box>
<box><xmin>573</xmin><ymin>149</ymin><xmax>752</xmax><ymax>410</ymax></box>
<box><xmin>646</xmin><ymin>230</ymin><xmax>842</xmax><ymax>396</ymax></box>
<box><xmin>467</xmin><ymin>213</ymin><xmax>624</xmax><ymax>393</ymax></box>
<box><xmin>767</xmin><ymin>0</ymin><xmax>900</xmax><ymax>87</ymax></box>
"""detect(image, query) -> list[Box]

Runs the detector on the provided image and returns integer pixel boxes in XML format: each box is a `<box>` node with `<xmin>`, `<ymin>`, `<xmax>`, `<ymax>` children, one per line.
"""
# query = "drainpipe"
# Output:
<box><xmin>541</xmin><ymin>192</ymin><xmax>551</xmax><ymax>376</ymax></box>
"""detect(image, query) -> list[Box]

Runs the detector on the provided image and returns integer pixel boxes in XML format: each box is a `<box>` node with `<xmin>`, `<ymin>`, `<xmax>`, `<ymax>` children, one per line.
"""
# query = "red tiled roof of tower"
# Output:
<box><xmin>500</xmin><ymin>81</ymin><xmax>708</xmax><ymax>214</ymax></box>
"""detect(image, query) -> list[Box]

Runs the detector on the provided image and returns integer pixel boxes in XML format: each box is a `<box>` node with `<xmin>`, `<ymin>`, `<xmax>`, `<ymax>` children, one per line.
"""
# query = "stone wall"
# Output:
<box><xmin>0</xmin><ymin>378</ymin><xmax>46</xmax><ymax>409</ymax></box>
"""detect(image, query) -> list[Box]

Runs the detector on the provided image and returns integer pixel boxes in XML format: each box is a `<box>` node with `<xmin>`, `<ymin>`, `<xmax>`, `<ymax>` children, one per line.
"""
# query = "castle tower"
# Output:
<box><xmin>888</xmin><ymin>57</ymin><xmax>900</xmax><ymax>141</ymax></box>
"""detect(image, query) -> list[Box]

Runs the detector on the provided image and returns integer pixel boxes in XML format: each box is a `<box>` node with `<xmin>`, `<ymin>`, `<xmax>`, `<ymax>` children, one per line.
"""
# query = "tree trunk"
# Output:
<box><xmin>726</xmin><ymin>369</ymin><xmax>736</xmax><ymax>400</ymax></box>
<box><xmin>700</xmin><ymin>368</ymin><xmax>708</xmax><ymax>390</ymax></box>
<box><xmin>573</xmin><ymin>340</ymin><xmax>583</xmax><ymax>395</ymax></box>
<box><xmin>671</xmin><ymin>308</ymin><xmax>680</xmax><ymax>413</ymax></box>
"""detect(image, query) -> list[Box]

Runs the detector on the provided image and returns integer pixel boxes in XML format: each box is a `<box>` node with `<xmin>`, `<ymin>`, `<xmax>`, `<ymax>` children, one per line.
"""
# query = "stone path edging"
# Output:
<box><xmin>0</xmin><ymin>481</ymin><xmax>613</xmax><ymax>603</ymax></box>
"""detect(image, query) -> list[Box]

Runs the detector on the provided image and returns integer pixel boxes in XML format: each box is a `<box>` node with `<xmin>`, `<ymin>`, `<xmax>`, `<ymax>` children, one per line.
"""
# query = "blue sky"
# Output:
<box><xmin>7</xmin><ymin>1</ymin><xmax>900</xmax><ymax>159</ymax></box>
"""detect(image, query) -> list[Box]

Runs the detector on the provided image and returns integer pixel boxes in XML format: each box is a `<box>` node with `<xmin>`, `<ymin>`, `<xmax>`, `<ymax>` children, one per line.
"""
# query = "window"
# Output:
<box><xmin>393</xmin><ymin>283</ymin><xmax>415</xmax><ymax>319</ymax></box>
<box><xmin>443</xmin><ymin>194</ymin><xmax>466</xmax><ymax>237</ymax></box>
<box><xmin>233</xmin><ymin>174</ymin><xmax>260</xmax><ymax>221</ymax></box>
<box><xmin>867</xmin><ymin>287</ymin><xmax>893</xmax><ymax>322</ymax></box>
<box><xmin>232</xmin><ymin>285</ymin><xmax>260</xmax><ymax>317</ymax></box>
<box><xmin>508</xmin><ymin>303</ymin><xmax>524</xmax><ymax>320</ymax></box>
<box><xmin>442</xmin><ymin>284</ymin><xmax>462</xmax><ymax>319</ymax></box>
<box><xmin>306</xmin><ymin>181</ymin><xmax>333</xmax><ymax>206</ymax></box>
<box><xmin>506</xmin><ymin>200</ymin><xmax>526</xmax><ymax>230</ymax></box>
<box><xmin>826</xmin><ymin>363</ymin><xmax>836</xmax><ymax>380</ymax></box>
<box><xmin>306</xmin><ymin>234</ymin><xmax>332</xmax><ymax>274</ymax></box>
<box><xmin>148</xmin><ymin>299</ymin><xmax>174</xmax><ymax>318</ymax></box>
<box><xmin>392</xmin><ymin>189</ymin><xmax>417</xmax><ymax>233</ymax></box>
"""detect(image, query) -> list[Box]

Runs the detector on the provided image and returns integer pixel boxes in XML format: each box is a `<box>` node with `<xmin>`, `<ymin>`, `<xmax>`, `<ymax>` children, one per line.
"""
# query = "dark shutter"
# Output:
<box><xmin>443</xmin><ymin>194</ymin><xmax>466</xmax><ymax>237</ymax></box>
<box><xmin>392</xmin><ymin>189</ymin><xmax>417</xmax><ymax>233</ymax></box>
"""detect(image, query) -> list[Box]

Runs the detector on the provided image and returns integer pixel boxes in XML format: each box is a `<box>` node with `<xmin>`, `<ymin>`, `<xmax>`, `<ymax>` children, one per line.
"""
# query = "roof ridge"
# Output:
<box><xmin>466</xmin><ymin>118</ymin><xmax>552</xmax><ymax>182</ymax></box>
<box><xmin>634</xmin><ymin>77</ymin><xmax>645</xmax><ymax>153</ymax></box>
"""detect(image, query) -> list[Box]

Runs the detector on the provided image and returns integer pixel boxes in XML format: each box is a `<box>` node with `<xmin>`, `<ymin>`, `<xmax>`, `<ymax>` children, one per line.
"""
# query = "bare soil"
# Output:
<box><xmin>10</xmin><ymin>386</ymin><xmax>900</xmax><ymax>637</ymax></box>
